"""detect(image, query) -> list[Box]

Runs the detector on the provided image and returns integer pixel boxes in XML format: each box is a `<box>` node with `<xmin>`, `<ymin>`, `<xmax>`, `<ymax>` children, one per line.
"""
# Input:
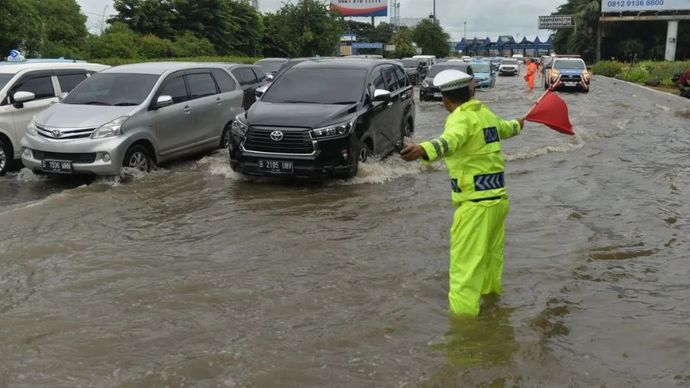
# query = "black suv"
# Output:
<box><xmin>401</xmin><ymin>58</ymin><xmax>427</xmax><ymax>85</ymax></box>
<box><xmin>420</xmin><ymin>62</ymin><xmax>474</xmax><ymax>101</ymax></box>
<box><xmin>229</xmin><ymin>59</ymin><xmax>416</xmax><ymax>179</ymax></box>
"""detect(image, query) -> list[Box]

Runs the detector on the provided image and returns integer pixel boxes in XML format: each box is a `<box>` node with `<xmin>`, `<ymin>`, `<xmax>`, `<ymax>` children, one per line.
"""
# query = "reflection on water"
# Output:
<box><xmin>1</xmin><ymin>75</ymin><xmax>690</xmax><ymax>386</ymax></box>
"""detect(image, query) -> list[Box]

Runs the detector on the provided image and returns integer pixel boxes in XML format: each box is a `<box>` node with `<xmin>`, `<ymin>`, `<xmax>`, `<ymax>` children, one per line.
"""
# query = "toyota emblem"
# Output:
<box><xmin>51</xmin><ymin>130</ymin><xmax>62</xmax><ymax>138</ymax></box>
<box><xmin>270</xmin><ymin>130</ymin><xmax>284</xmax><ymax>142</ymax></box>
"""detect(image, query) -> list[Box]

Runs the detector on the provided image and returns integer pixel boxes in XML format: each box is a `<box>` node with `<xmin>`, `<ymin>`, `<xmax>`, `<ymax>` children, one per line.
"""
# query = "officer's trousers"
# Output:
<box><xmin>448</xmin><ymin>198</ymin><xmax>509</xmax><ymax>316</ymax></box>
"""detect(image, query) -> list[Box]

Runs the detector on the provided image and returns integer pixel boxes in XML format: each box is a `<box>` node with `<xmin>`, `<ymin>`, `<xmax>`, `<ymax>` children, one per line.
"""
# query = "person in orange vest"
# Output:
<box><xmin>524</xmin><ymin>58</ymin><xmax>537</xmax><ymax>90</ymax></box>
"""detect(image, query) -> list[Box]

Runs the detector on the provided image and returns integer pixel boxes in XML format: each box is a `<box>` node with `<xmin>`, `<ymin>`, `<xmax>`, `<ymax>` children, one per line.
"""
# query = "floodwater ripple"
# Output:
<box><xmin>1</xmin><ymin>74</ymin><xmax>689</xmax><ymax>387</ymax></box>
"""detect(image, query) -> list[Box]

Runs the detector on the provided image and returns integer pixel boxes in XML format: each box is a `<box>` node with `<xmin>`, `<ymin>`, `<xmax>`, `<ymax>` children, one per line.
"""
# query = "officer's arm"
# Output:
<box><xmin>419</xmin><ymin>117</ymin><xmax>468</xmax><ymax>162</ymax></box>
<box><xmin>496</xmin><ymin>117</ymin><xmax>524</xmax><ymax>139</ymax></box>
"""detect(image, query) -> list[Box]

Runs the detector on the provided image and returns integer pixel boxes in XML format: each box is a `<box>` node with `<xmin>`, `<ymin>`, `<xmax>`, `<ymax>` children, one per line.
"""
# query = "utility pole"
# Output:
<box><xmin>433</xmin><ymin>0</ymin><xmax>437</xmax><ymax>24</ymax></box>
<box><xmin>464</xmin><ymin>21</ymin><xmax>466</xmax><ymax>40</ymax></box>
<box><xmin>100</xmin><ymin>5</ymin><xmax>109</xmax><ymax>34</ymax></box>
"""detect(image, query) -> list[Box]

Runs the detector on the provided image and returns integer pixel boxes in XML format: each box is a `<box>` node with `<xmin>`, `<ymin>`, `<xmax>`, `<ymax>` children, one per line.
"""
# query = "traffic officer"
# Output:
<box><xmin>400</xmin><ymin>69</ymin><xmax>525</xmax><ymax>316</ymax></box>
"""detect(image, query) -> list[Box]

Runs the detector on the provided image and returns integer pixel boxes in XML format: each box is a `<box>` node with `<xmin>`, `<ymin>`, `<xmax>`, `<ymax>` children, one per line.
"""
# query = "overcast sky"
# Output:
<box><xmin>76</xmin><ymin>0</ymin><xmax>561</xmax><ymax>41</ymax></box>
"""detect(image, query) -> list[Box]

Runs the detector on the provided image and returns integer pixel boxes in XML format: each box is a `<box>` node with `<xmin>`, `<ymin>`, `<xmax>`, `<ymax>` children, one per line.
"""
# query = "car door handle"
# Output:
<box><xmin>216</xmin><ymin>97</ymin><xmax>224</xmax><ymax>105</ymax></box>
<box><xmin>183</xmin><ymin>106</ymin><xmax>192</xmax><ymax>114</ymax></box>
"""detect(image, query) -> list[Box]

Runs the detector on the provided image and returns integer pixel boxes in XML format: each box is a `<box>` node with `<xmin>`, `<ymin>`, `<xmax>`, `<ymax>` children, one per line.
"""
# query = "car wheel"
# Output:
<box><xmin>0</xmin><ymin>139</ymin><xmax>10</xmax><ymax>176</ymax></box>
<box><xmin>220</xmin><ymin>124</ymin><xmax>232</xmax><ymax>149</ymax></box>
<box><xmin>401</xmin><ymin>119</ymin><xmax>413</xmax><ymax>139</ymax></box>
<box><xmin>359</xmin><ymin>142</ymin><xmax>371</xmax><ymax>163</ymax></box>
<box><xmin>123</xmin><ymin>144</ymin><xmax>152</xmax><ymax>173</ymax></box>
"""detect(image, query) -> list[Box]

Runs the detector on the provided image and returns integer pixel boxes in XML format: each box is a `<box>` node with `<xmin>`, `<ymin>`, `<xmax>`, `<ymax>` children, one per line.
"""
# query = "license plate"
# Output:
<box><xmin>41</xmin><ymin>159</ymin><xmax>72</xmax><ymax>173</ymax></box>
<box><xmin>258</xmin><ymin>159</ymin><xmax>293</xmax><ymax>174</ymax></box>
<box><xmin>433</xmin><ymin>92</ymin><xmax>442</xmax><ymax>98</ymax></box>
<box><xmin>565</xmin><ymin>82</ymin><xmax>577</xmax><ymax>86</ymax></box>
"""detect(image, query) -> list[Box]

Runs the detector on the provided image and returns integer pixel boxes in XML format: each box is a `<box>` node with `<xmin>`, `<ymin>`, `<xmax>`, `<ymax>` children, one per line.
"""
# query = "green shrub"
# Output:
<box><xmin>92</xmin><ymin>56</ymin><xmax>262</xmax><ymax>67</ymax></box>
<box><xmin>592</xmin><ymin>61</ymin><xmax>623</xmax><ymax>77</ymax></box>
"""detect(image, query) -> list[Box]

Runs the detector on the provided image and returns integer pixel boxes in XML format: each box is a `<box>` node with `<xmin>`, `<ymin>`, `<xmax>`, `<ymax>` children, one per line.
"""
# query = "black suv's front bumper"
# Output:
<box><xmin>229</xmin><ymin>132</ymin><xmax>358</xmax><ymax>179</ymax></box>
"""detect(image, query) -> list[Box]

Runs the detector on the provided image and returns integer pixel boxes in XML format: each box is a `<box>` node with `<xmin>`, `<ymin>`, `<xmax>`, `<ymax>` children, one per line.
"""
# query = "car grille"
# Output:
<box><xmin>36</xmin><ymin>125</ymin><xmax>96</xmax><ymax>140</ymax></box>
<box><xmin>244</xmin><ymin>127</ymin><xmax>314</xmax><ymax>154</ymax></box>
<box><xmin>32</xmin><ymin>150</ymin><xmax>97</xmax><ymax>163</ymax></box>
<box><xmin>560</xmin><ymin>74</ymin><xmax>582</xmax><ymax>81</ymax></box>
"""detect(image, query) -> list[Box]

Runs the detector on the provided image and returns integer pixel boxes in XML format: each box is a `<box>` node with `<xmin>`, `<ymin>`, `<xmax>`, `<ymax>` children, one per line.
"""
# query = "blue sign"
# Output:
<box><xmin>7</xmin><ymin>49</ymin><xmax>24</xmax><ymax>62</ymax></box>
<box><xmin>352</xmin><ymin>42</ymin><xmax>384</xmax><ymax>49</ymax></box>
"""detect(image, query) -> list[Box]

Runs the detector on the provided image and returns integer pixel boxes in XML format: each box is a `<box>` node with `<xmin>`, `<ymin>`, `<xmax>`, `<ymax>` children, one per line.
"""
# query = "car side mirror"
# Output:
<box><xmin>155</xmin><ymin>95</ymin><xmax>173</xmax><ymax>109</ymax></box>
<box><xmin>12</xmin><ymin>91</ymin><xmax>35</xmax><ymax>109</ymax></box>
<box><xmin>373</xmin><ymin>89</ymin><xmax>391</xmax><ymax>103</ymax></box>
<box><xmin>14</xmin><ymin>91</ymin><xmax>35</xmax><ymax>102</ymax></box>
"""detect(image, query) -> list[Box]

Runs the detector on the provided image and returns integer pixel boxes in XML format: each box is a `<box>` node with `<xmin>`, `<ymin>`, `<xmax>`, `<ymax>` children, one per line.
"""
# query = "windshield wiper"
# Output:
<box><xmin>113</xmin><ymin>102</ymin><xmax>139</xmax><ymax>106</ymax></box>
<box><xmin>80</xmin><ymin>101</ymin><xmax>111</xmax><ymax>106</ymax></box>
<box><xmin>331</xmin><ymin>101</ymin><xmax>357</xmax><ymax>105</ymax></box>
<box><xmin>281</xmin><ymin>100</ymin><xmax>317</xmax><ymax>104</ymax></box>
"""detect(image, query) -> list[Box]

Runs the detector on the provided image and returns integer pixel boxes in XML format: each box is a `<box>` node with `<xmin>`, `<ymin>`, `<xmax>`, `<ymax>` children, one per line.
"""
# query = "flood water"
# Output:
<box><xmin>1</xmin><ymin>74</ymin><xmax>689</xmax><ymax>387</ymax></box>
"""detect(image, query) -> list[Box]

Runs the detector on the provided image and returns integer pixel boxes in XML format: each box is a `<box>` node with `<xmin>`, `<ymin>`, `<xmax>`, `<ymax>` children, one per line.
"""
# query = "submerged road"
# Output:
<box><xmin>1</xmin><ymin>74</ymin><xmax>689</xmax><ymax>387</ymax></box>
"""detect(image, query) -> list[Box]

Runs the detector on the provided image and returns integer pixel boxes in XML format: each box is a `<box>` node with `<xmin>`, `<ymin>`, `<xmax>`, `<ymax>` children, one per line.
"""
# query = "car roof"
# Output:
<box><xmin>103</xmin><ymin>62</ymin><xmax>229</xmax><ymax>75</ymax></box>
<box><xmin>0</xmin><ymin>61</ymin><xmax>107</xmax><ymax>74</ymax></box>
<box><xmin>292</xmin><ymin>58</ymin><xmax>398</xmax><ymax>70</ymax></box>
<box><xmin>225</xmin><ymin>64</ymin><xmax>258</xmax><ymax>69</ymax></box>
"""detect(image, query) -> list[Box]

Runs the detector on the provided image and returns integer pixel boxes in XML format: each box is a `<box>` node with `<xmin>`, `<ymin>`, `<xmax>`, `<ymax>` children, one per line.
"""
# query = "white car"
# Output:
<box><xmin>461</xmin><ymin>56</ymin><xmax>472</xmax><ymax>62</ymax></box>
<box><xmin>498</xmin><ymin>58</ymin><xmax>520</xmax><ymax>76</ymax></box>
<box><xmin>512</xmin><ymin>54</ymin><xmax>525</xmax><ymax>63</ymax></box>
<box><xmin>0</xmin><ymin>61</ymin><xmax>109</xmax><ymax>175</ymax></box>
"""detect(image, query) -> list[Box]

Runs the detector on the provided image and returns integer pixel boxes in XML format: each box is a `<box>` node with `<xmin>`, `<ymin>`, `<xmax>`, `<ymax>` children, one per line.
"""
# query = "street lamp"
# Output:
<box><xmin>100</xmin><ymin>5</ymin><xmax>109</xmax><ymax>34</ymax></box>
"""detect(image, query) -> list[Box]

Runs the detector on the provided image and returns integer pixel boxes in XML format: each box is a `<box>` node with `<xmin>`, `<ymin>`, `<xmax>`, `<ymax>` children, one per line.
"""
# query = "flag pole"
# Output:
<box><xmin>525</xmin><ymin>89</ymin><xmax>550</xmax><ymax>117</ymax></box>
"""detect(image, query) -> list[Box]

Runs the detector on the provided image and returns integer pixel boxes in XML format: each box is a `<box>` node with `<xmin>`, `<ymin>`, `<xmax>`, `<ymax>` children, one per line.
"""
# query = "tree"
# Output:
<box><xmin>30</xmin><ymin>0</ymin><xmax>88</xmax><ymax>58</ymax></box>
<box><xmin>88</xmin><ymin>22</ymin><xmax>141</xmax><ymax>59</ymax></box>
<box><xmin>0</xmin><ymin>0</ymin><xmax>43</xmax><ymax>57</ymax></box>
<box><xmin>262</xmin><ymin>13</ymin><xmax>298</xmax><ymax>57</ymax></box>
<box><xmin>172</xmin><ymin>32</ymin><xmax>215</xmax><ymax>57</ymax></box>
<box><xmin>139</xmin><ymin>34</ymin><xmax>176</xmax><ymax>58</ymax></box>
<box><xmin>271</xmin><ymin>0</ymin><xmax>342</xmax><ymax>57</ymax></box>
<box><xmin>412</xmin><ymin>19</ymin><xmax>450</xmax><ymax>57</ymax></box>
<box><xmin>393</xmin><ymin>27</ymin><xmax>416</xmax><ymax>58</ymax></box>
<box><xmin>110</xmin><ymin>0</ymin><xmax>263</xmax><ymax>56</ymax></box>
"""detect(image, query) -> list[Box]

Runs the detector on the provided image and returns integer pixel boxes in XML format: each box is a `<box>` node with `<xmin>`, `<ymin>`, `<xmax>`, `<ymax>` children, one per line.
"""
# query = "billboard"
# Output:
<box><xmin>539</xmin><ymin>15</ymin><xmax>574</xmax><ymax>29</ymax></box>
<box><xmin>331</xmin><ymin>0</ymin><xmax>388</xmax><ymax>17</ymax></box>
<box><xmin>602</xmin><ymin>0</ymin><xmax>690</xmax><ymax>12</ymax></box>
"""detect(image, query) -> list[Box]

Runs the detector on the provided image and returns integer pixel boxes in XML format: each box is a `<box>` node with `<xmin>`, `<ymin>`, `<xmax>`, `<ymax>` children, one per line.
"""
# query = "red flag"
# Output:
<box><xmin>525</xmin><ymin>90</ymin><xmax>574</xmax><ymax>135</ymax></box>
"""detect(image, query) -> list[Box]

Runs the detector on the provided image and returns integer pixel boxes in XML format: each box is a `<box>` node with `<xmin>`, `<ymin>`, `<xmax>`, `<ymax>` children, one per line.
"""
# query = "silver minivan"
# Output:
<box><xmin>21</xmin><ymin>62</ymin><xmax>244</xmax><ymax>175</ymax></box>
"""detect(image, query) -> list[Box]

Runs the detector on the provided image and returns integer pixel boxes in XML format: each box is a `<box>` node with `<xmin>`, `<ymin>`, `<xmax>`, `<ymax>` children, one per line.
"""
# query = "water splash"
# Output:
<box><xmin>505</xmin><ymin>133</ymin><xmax>585</xmax><ymax>161</ymax></box>
<box><xmin>14</xmin><ymin>168</ymin><xmax>47</xmax><ymax>183</ymax></box>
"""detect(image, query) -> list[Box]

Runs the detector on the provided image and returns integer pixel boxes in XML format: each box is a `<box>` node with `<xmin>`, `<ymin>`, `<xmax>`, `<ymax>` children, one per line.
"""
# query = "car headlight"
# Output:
<box><xmin>551</xmin><ymin>69</ymin><xmax>560</xmax><ymax>77</ymax></box>
<box><xmin>582</xmin><ymin>70</ymin><xmax>590</xmax><ymax>80</ymax></box>
<box><xmin>422</xmin><ymin>80</ymin><xmax>429</xmax><ymax>88</ymax></box>
<box><xmin>91</xmin><ymin>116</ymin><xmax>128</xmax><ymax>139</ymax></box>
<box><xmin>26</xmin><ymin>119</ymin><xmax>37</xmax><ymax>136</ymax></box>
<box><xmin>232</xmin><ymin>115</ymin><xmax>249</xmax><ymax>135</ymax></box>
<box><xmin>311</xmin><ymin>118</ymin><xmax>356</xmax><ymax>139</ymax></box>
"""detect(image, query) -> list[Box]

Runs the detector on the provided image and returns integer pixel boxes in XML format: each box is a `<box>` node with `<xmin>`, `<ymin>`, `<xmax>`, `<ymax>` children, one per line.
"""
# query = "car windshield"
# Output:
<box><xmin>555</xmin><ymin>59</ymin><xmax>585</xmax><ymax>70</ymax></box>
<box><xmin>262</xmin><ymin>67</ymin><xmax>366</xmax><ymax>105</ymax></box>
<box><xmin>256</xmin><ymin>59</ymin><xmax>286</xmax><ymax>74</ymax></box>
<box><xmin>427</xmin><ymin>64</ymin><xmax>468</xmax><ymax>77</ymax></box>
<box><xmin>63</xmin><ymin>73</ymin><xmax>159</xmax><ymax>106</ymax></box>
<box><xmin>0</xmin><ymin>74</ymin><xmax>12</xmax><ymax>90</ymax></box>
<box><xmin>402</xmin><ymin>59</ymin><xmax>420</xmax><ymax>67</ymax></box>
<box><xmin>502</xmin><ymin>59</ymin><xmax>518</xmax><ymax>65</ymax></box>
<box><xmin>471</xmin><ymin>64</ymin><xmax>490</xmax><ymax>73</ymax></box>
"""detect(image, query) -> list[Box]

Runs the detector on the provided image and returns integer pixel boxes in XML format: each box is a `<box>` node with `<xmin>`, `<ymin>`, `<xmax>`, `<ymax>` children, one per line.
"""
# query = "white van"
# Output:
<box><xmin>413</xmin><ymin>55</ymin><xmax>437</xmax><ymax>67</ymax></box>
<box><xmin>0</xmin><ymin>61</ymin><xmax>109</xmax><ymax>175</ymax></box>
